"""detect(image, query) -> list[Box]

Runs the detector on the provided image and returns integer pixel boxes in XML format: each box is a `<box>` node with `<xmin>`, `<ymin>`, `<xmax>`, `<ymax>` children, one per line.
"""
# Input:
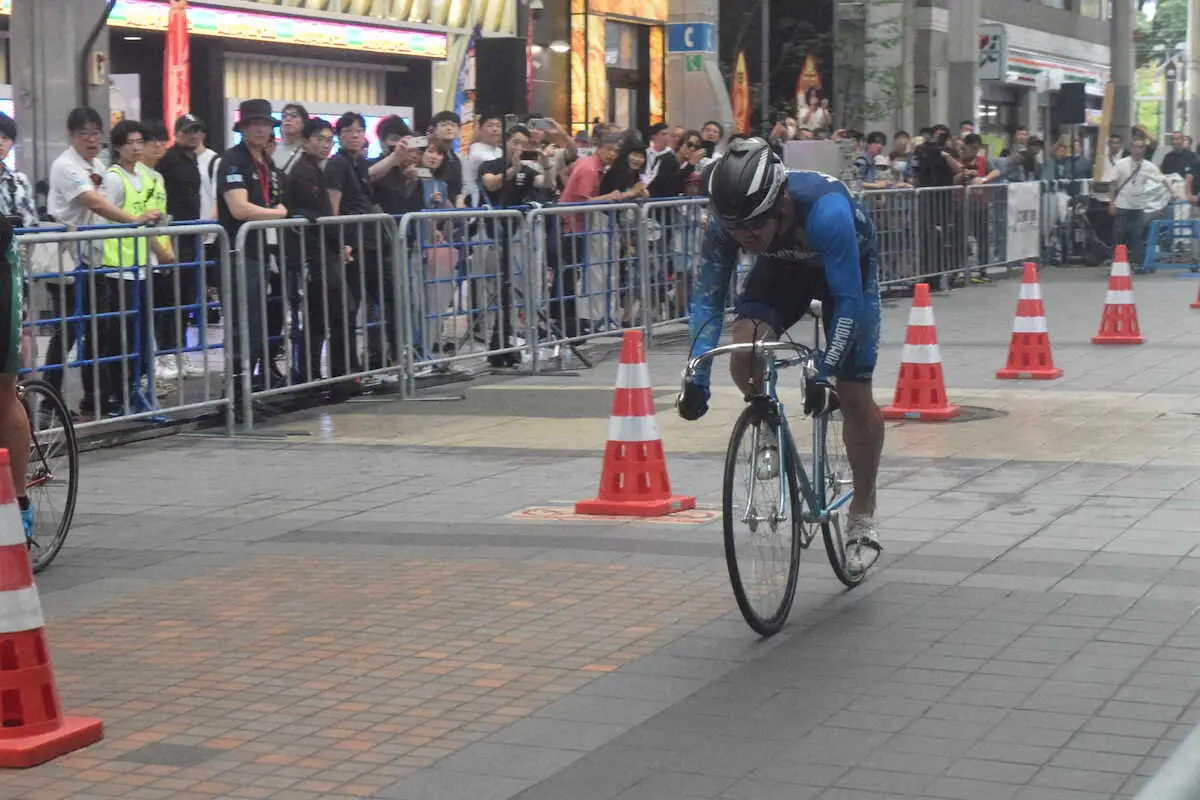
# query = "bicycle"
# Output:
<box><xmin>681</xmin><ymin>305</ymin><xmax>872</xmax><ymax>637</ymax></box>
<box><xmin>18</xmin><ymin>378</ymin><xmax>79</xmax><ymax>573</ymax></box>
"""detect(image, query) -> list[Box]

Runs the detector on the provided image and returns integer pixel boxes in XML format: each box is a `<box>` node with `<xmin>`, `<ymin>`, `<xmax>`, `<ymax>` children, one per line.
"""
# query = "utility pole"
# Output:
<box><xmin>1188</xmin><ymin>0</ymin><xmax>1200</xmax><ymax>143</ymax></box>
<box><xmin>1166</xmin><ymin>56</ymin><xmax>1179</xmax><ymax>134</ymax></box>
<box><xmin>1111</xmin><ymin>0</ymin><xmax>1136</xmax><ymax>143</ymax></box>
<box><xmin>760</xmin><ymin>0</ymin><xmax>770</xmax><ymax>129</ymax></box>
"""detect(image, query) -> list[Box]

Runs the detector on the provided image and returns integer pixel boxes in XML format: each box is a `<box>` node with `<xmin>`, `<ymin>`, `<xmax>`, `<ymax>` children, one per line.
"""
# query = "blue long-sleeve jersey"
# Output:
<box><xmin>687</xmin><ymin>171</ymin><xmax>876</xmax><ymax>388</ymax></box>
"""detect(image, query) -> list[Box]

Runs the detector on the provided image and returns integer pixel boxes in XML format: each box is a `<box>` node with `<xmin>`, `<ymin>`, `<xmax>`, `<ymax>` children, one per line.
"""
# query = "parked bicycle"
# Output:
<box><xmin>20</xmin><ymin>378</ymin><xmax>79</xmax><ymax>572</ymax></box>
<box><xmin>681</xmin><ymin>304</ymin><xmax>872</xmax><ymax>637</ymax></box>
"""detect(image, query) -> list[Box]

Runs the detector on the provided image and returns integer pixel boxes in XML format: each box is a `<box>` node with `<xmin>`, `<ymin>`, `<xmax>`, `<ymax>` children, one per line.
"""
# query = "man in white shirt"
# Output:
<box><xmin>462</xmin><ymin>113</ymin><xmax>503</xmax><ymax>206</ymax></box>
<box><xmin>46</xmin><ymin>107</ymin><xmax>162</xmax><ymax>415</ymax></box>
<box><xmin>272</xmin><ymin>103</ymin><xmax>308</xmax><ymax>174</ymax></box>
<box><xmin>1109</xmin><ymin>135</ymin><xmax>1172</xmax><ymax>271</ymax></box>
<box><xmin>1099</xmin><ymin>133</ymin><xmax>1124</xmax><ymax>184</ymax></box>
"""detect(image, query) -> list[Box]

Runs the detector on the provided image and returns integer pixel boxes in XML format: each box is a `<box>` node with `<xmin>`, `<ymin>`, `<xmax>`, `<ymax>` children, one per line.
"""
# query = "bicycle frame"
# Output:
<box><xmin>682</xmin><ymin>339</ymin><xmax>854</xmax><ymax>531</ymax></box>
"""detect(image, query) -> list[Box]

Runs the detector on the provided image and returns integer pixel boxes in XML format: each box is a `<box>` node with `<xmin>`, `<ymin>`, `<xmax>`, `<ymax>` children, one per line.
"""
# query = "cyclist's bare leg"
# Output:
<box><xmin>835</xmin><ymin>378</ymin><xmax>883</xmax><ymax>518</ymax></box>
<box><xmin>0</xmin><ymin>375</ymin><xmax>29</xmax><ymax>500</ymax></box>
<box><xmin>729</xmin><ymin>318</ymin><xmax>773</xmax><ymax>397</ymax></box>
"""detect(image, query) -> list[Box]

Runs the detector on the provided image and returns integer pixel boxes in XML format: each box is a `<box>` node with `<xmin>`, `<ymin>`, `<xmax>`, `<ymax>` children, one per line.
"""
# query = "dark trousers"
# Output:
<box><xmin>347</xmin><ymin>244</ymin><xmax>399</xmax><ymax>370</ymax></box>
<box><xmin>295</xmin><ymin>256</ymin><xmax>359</xmax><ymax>382</ymax></box>
<box><xmin>1114</xmin><ymin>209</ymin><xmax>1148</xmax><ymax>267</ymax></box>
<box><xmin>43</xmin><ymin>280</ymin><xmax>94</xmax><ymax>403</ymax></box>
<box><xmin>83</xmin><ymin>276</ymin><xmax>140</xmax><ymax>410</ymax></box>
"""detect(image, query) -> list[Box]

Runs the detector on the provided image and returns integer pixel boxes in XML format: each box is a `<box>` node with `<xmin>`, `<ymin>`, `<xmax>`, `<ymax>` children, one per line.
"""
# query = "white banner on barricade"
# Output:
<box><xmin>1006</xmin><ymin>182</ymin><xmax>1040</xmax><ymax>263</ymax></box>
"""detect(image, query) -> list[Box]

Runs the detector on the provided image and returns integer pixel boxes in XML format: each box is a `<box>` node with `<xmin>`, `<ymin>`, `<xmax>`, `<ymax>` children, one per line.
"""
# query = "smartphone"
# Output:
<box><xmin>416</xmin><ymin>167</ymin><xmax>433</xmax><ymax>179</ymax></box>
<box><xmin>529</xmin><ymin>118</ymin><xmax>552</xmax><ymax>131</ymax></box>
<box><xmin>405</xmin><ymin>136</ymin><xmax>428</xmax><ymax>149</ymax></box>
<box><xmin>520</xmin><ymin>150</ymin><xmax>541</xmax><ymax>162</ymax></box>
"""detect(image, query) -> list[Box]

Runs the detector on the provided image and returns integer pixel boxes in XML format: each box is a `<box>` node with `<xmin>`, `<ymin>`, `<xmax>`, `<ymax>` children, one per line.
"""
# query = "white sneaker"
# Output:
<box><xmin>182</xmin><ymin>354</ymin><xmax>207</xmax><ymax>377</ymax></box>
<box><xmin>155</xmin><ymin>356</ymin><xmax>180</xmax><ymax>382</ymax></box>
<box><xmin>844</xmin><ymin>514</ymin><xmax>882</xmax><ymax>575</ymax></box>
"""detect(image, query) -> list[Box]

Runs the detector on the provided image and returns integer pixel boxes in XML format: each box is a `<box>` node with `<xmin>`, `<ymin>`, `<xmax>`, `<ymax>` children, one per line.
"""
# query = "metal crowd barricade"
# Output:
<box><xmin>397</xmin><ymin>207</ymin><xmax>530</xmax><ymax>390</ymax></box>
<box><xmin>857</xmin><ymin>187</ymin><xmax>919</xmax><ymax>287</ymax></box>
<box><xmin>18</xmin><ymin>222</ymin><xmax>234</xmax><ymax>432</ymax></box>
<box><xmin>962</xmin><ymin>182</ymin><xmax>1012</xmax><ymax>276</ymax></box>
<box><xmin>233</xmin><ymin>213</ymin><xmax>401</xmax><ymax>429</ymax></box>
<box><xmin>640</xmin><ymin>196</ymin><xmax>707</xmax><ymax>341</ymax></box>
<box><xmin>908</xmin><ymin>185</ymin><xmax>966</xmax><ymax>289</ymax></box>
<box><xmin>527</xmin><ymin>201</ymin><xmax>645</xmax><ymax>353</ymax></box>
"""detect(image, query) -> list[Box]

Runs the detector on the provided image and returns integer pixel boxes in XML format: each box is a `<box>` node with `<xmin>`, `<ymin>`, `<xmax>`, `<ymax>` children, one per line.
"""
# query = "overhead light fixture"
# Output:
<box><xmin>531</xmin><ymin>44</ymin><xmax>544</xmax><ymax>55</ymax></box>
<box><xmin>123</xmin><ymin>35</ymin><xmax>143</xmax><ymax>41</ymax></box>
<box><xmin>548</xmin><ymin>40</ymin><xmax>570</xmax><ymax>53</ymax></box>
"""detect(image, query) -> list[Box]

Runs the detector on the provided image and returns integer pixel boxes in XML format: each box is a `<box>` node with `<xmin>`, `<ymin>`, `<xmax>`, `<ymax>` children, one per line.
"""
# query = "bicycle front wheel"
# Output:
<box><xmin>722</xmin><ymin>402</ymin><xmax>801</xmax><ymax>637</ymax></box>
<box><xmin>815</xmin><ymin>408</ymin><xmax>867</xmax><ymax>588</ymax></box>
<box><xmin>21</xmin><ymin>379</ymin><xmax>79</xmax><ymax>573</ymax></box>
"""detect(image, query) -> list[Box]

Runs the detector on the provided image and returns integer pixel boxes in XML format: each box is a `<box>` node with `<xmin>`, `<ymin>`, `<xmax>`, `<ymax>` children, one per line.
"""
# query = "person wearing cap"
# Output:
<box><xmin>154</xmin><ymin>113</ymin><xmax>209</xmax><ymax>379</ymax></box>
<box><xmin>217</xmin><ymin>98</ymin><xmax>288</xmax><ymax>394</ymax></box>
<box><xmin>0</xmin><ymin>113</ymin><xmax>37</xmax><ymax>228</ymax></box>
<box><xmin>273</xmin><ymin>103</ymin><xmax>309</xmax><ymax>174</ymax></box>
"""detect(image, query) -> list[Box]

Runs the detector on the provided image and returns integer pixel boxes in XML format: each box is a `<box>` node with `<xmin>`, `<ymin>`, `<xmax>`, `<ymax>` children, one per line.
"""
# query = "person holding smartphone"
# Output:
<box><xmin>478</xmin><ymin>127</ymin><xmax>541</xmax><ymax>208</ymax></box>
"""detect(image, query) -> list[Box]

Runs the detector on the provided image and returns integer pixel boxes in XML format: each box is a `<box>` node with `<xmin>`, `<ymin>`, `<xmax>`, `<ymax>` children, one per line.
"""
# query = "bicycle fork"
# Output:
<box><xmin>742</xmin><ymin>417</ymin><xmax>790</xmax><ymax>531</ymax></box>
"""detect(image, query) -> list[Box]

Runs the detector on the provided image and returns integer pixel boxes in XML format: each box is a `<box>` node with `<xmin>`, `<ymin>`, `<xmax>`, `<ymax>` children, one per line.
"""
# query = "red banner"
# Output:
<box><xmin>731</xmin><ymin>51</ymin><xmax>751</xmax><ymax>135</ymax></box>
<box><xmin>164</xmin><ymin>0</ymin><xmax>190</xmax><ymax>143</ymax></box>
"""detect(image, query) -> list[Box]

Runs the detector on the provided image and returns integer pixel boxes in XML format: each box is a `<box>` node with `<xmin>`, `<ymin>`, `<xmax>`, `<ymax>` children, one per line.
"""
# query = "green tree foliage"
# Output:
<box><xmin>1137</xmin><ymin>0</ymin><xmax>1186</xmax><ymax>67</ymax></box>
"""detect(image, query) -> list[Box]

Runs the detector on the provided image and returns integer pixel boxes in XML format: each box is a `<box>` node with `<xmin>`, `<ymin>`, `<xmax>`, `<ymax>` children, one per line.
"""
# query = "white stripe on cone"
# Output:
<box><xmin>1111</xmin><ymin>261</ymin><xmax>1131</xmax><ymax>278</ymax></box>
<box><xmin>1013</xmin><ymin>316</ymin><xmax>1049</xmax><ymax>334</ymax></box>
<box><xmin>900</xmin><ymin>344</ymin><xmax>943</xmax><ymax>365</ymax></box>
<box><xmin>0</xmin><ymin>586</ymin><xmax>45</xmax><ymax>634</ymax></box>
<box><xmin>1105</xmin><ymin>290</ymin><xmax>1135</xmax><ymax>305</ymax></box>
<box><xmin>907</xmin><ymin>306</ymin><xmax>936</xmax><ymax>327</ymax></box>
<box><xmin>0</xmin><ymin>503</ymin><xmax>24</xmax><ymax>547</ymax></box>
<box><xmin>1018</xmin><ymin>283</ymin><xmax>1043</xmax><ymax>301</ymax></box>
<box><xmin>615</xmin><ymin>361</ymin><xmax>653</xmax><ymax>390</ymax></box>
<box><xmin>608</xmin><ymin>414</ymin><xmax>662</xmax><ymax>443</ymax></box>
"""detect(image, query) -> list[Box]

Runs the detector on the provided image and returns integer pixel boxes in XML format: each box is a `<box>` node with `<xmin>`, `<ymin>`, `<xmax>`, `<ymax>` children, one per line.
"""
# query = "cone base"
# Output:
<box><xmin>1191</xmin><ymin>301</ymin><xmax>1200</xmax><ymax>309</ymax></box>
<box><xmin>882</xmin><ymin>404</ymin><xmax>960</xmax><ymax>421</ymax></box>
<box><xmin>0</xmin><ymin>717</ymin><xmax>103</xmax><ymax>769</ymax></box>
<box><xmin>575</xmin><ymin>494</ymin><xmax>696</xmax><ymax>518</ymax></box>
<box><xmin>1091</xmin><ymin>334</ymin><xmax>1145</xmax><ymax>345</ymax></box>
<box><xmin>996</xmin><ymin>367</ymin><xmax>1063</xmax><ymax>380</ymax></box>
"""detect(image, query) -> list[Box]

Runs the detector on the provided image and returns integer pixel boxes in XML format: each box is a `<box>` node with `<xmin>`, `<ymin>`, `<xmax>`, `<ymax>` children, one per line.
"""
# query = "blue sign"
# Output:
<box><xmin>667</xmin><ymin>22</ymin><xmax>716</xmax><ymax>55</ymax></box>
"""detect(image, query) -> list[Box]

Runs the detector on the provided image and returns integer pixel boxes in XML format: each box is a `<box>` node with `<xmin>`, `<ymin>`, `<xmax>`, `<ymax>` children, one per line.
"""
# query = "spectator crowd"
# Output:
<box><xmin>0</xmin><ymin>88</ymin><xmax>1186</xmax><ymax>420</ymax></box>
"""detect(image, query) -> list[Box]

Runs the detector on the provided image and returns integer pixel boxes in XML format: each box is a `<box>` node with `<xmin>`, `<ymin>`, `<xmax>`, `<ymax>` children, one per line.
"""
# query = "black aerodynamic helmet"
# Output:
<box><xmin>706</xmin><ymin>137</ymin><xmax>787</xmax><ymax>225</ymax></box>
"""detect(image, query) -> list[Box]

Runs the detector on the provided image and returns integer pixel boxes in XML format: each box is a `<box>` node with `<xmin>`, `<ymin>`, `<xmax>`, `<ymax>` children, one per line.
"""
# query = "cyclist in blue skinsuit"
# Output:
<box><xmin>676</xmin><ymin>137</ymin><xmax>884</xmax><ymax>570</ymax></box>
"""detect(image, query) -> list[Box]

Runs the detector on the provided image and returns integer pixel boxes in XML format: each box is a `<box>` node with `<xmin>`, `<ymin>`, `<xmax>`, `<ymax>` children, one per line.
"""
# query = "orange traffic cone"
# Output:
<box><xmin>1092</xmin><ymin>245</ymin><xmax>1144</xmax><ymax>344</ymax></box>
<box><xmin>882</xmin><ymin>283</ymin><xmax>959</xmax><ymax>421</ymax></box>
<box><xmin>997</xmin><ymin>262</ymin><xmax>1062</xmax><ymax>380</ymax></box>
<box><xmin>1190</xmin><ymin>282</ymin><xmax>1200</xmax><ymax>310</ymax></box>
<box><xmin>0</xmin><ymin>449</ymin><xmax>102</xmax><ymax>769</ymax></box>
<box><xmin>575</xmin><ymin>330</ymin><xmax>695</xmax><ymax>517</ymax></box>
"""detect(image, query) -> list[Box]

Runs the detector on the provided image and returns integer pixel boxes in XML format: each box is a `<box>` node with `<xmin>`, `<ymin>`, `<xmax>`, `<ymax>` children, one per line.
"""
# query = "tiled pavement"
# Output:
<box><xmin>6</xmin><ymin>267</ymin><xmax>1200</xmax><ymax>799</ymax></box>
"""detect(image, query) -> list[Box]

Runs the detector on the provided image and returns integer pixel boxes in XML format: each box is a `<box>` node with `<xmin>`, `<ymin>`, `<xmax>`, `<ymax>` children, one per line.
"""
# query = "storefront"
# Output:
<box><xmin>568</xmin><ymin>0</ymin><xmax>666</xmax><ymax>132</ymax></box>
<box><xmin>94</xmin><ymin>0</ymin><xmax>449</xmax><ymax>149</ymax></box>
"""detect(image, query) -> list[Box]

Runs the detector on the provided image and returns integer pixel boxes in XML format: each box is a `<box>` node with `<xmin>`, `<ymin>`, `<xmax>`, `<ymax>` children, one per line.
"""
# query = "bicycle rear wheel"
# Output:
<box><xmin>815</xmin><ymin>408</ymin><xmax>867</xmax><ymax>588</ymax></box>
<box><xmin>722</xmin><ymin>402</ymin><xmax>801</xmax><ymax>637</ymax></box>
<box><xmin>21</xmin><ymin>379</ymin><xmax>79</xmax><ymax>573</ymax></box>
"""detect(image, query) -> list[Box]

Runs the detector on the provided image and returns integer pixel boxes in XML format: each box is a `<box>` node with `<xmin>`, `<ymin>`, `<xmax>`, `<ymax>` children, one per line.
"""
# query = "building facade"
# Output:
<box><xmin>842</xmin><ymin>0</ymin><xmax>1112</xmax><ymax>142</ymax></box>
<box><xmin>7</xmin><ymin>0</ymin><xmax>734</xmax><ymax>182</ymax></box>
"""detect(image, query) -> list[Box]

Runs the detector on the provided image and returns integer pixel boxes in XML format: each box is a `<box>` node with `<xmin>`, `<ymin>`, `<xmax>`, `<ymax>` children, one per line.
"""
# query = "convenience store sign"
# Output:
<box><xmin>0</xmin><ymin>0</ymin><xmax>447</xmax><ymax>60</ymax></box>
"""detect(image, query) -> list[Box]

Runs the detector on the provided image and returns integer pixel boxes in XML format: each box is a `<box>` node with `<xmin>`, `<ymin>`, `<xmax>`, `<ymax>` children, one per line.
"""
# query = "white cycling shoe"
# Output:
<box><xmin>844</xmin><ymin>514</ymin><xmax>882</xmax><ymax>575</ymax></box>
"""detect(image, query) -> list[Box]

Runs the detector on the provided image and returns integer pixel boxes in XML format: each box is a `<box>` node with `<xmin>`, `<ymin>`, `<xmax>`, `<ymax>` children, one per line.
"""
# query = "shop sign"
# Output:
<box><xmin>979</xmin><ymin>24</ymin><xmax>1006</xmax><ymax>81</ymax></box>
<box><xmin>102</xmin><ymin>0</ymin><xmax>448</xmax><ymax>60</ymax></box>
<box><xmin>685</xmin><ymin>54</ymin><xmax>703</xmax><ymax>72</ymax></box>
<box><xmin>667</xmin><ymin>22</ymin><xmax>715</xmax><ymax>54</ymax></box>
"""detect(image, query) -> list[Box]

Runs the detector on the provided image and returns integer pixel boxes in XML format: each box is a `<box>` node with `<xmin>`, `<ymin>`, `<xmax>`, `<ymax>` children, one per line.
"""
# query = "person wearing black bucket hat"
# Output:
<box><xmin>0</xmin><ymin>112</ymin><xmax>37</xmax><ymax>228</ymax></box>
<box><xmin>217</xmin><ymin>98</ymin><xmax>287</xmax><ymax>394</ymax></box>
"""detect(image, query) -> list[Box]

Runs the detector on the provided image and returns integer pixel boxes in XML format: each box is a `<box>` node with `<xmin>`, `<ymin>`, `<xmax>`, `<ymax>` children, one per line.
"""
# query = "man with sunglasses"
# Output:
<box><xmin>677</xmin><ymin>137</ymin><xmax>884</xmax><ymax>572</ymax></box>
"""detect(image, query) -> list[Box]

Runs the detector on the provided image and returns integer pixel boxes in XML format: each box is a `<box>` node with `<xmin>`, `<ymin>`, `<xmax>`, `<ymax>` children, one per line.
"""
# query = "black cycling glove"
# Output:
<box><xmin>676</xmin><ymin>381</ymin><xmax>710</xmax><ymax>421</ymax></box>
<box><xmin>804</xmin><ymin>377</ymin><xmax>839</xmax><ymax>417</ymax></box>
